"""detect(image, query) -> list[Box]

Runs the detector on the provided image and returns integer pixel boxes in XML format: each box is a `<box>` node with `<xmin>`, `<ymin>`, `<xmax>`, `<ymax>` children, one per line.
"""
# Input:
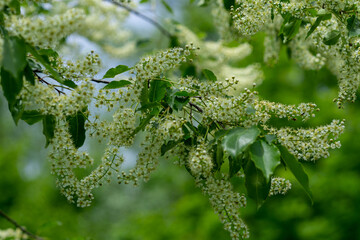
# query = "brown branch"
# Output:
<box><xmin>189</xmin><ymin>102</ymin><xmax>203</xmax><ymax>113</ymax></box>
<box><xmin>0</xmin><ymin>210</ymin><xmax>43</xmax><ymax>240</ymax></box>
<box><xmin>33</xmin><ymin>71</ymin><xmax>66</xmax><ymax>95</ymax></box>
<box><xmin>91</xmin><ymin>78</ymin><xmax>110</xmax><ymax>84</ymax></box>
<box><xmin>105</xmin><ymin>0</ymin><xmax>173</xmax><ymax>38</ymax></box>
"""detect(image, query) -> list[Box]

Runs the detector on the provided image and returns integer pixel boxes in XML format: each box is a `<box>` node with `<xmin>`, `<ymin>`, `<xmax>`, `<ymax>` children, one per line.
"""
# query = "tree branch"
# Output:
<box><xmin>105</xmin><ymin>0</ymin><xmax>173</xmax><ymax>38</ymax></box>
<box><xmin>91</xmin><ymin>78</ymin><xmax>110</xmax><ymax>84</ymax></box>
<box><xmin>0</xmin><ymin>210</ymin><xmax>43</xmax><ymax>240</ymax></box>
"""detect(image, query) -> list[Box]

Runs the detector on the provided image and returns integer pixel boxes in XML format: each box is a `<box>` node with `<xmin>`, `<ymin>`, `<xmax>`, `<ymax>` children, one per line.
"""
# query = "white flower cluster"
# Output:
<box><xmin>188</xmin><ymin>141</ymin><xmax>213</xmax><ymax>177</ymax></box>
<box><xmin>227</xmin><ymin>0</ymin><xmax>360</xmax><ymax>106</ymax></box>
<box><xmin>54</xmin><ymin>52</ymin><xmax>101</xmax><ymax>81</ymax></box>
<box><xmin>5</xmin><ymin>8</ymin><xmax>85</xmax><ymax>49</ymax></box>
<box><xmin>176</xmin><ymin>25</ymin><xmax>262</xmax><ymax>90</ymax></box>
<box><xmin>269</xmin><ymin>177</ymin><xmax>292</xmax><ymax>196</ymax></box>
<box><xmin>20</xmin><ymin>79</ymin><xmax>94</xmax><ymax>117</ymax></box>
<box><xmin>268</xmin><ymin>119</ymin><xmax>345</xmax><ymax>161</ymax></box>
<box><xmin>231</xmin><ymin>0</ymin><xmax>271</xmax><ymax>37</ymax></box>
<box><xmin>0</xmin><ymin>228</ymin><xmax>27</xmax><ymax>240</ymax></box>
<box><xmin>76</xmin><ymin>0</ymin><xmax>136</xmax><ymax>57</ymax></box>
<box><xmin>197</xmin><ymin>175</ymin><xmax>249</xmax><ymax>240</ymax></box>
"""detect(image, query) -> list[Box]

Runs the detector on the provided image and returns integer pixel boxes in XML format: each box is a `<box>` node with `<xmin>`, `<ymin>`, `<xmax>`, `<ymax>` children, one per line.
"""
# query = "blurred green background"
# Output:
<box><xmin>1</xmin><ymin>1</ymin><xmax>360</xmax><ymax>240</ymax></box>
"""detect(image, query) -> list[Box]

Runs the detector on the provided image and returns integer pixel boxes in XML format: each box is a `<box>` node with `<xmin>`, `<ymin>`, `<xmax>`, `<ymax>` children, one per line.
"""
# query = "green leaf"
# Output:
<box><xmin>140</xmin><ymin>0</ymin><xmax>149</xmax><ymax>3</ymax></box>
<box><xmin>306</xmin><ymin>16</ymin><xmax>323</xmax><ymax>39</ymax></box>
<box><xmin>222</xmin><ymin>126</ymin><xmax>260</xmax><ymax>158</ymax></box>
<box><xmin>323</xmin><ymin>30</ymin><xmax>341</xmax><ymax>45</ymax></box>
<box><xmin>66</xmin><ymin>111</ymin><xmax>86</xmax><ymax>148</ymax></box>
<box><xmin>0</xmin><ymin>68</ymin><xmax>23</xmax><ymax>106</ymax></box>
<box><xmin>2</xmin><ymin>36</ymin><xmax>27</xmax><ymax>79</ymax></box>
<box><xmin>21</xmin><ymin>110</ymin><xmax>44</xmax><ymax>125</ymax></box>
<box><xmin>229</xmin><ymin>155</ymin><xmax>243</xmax><ymax>178</ymax></box>
<box><xmin>283</xmin><ymin>18</ymin><xmax>302</xmax><ymax>42</ymax></box>
<box><xmin>161</xmin><ymin>0</ymin><xmax>173</xmax><ymax>13</ymax></box>
<box><xmin>26</xmin><ymin>44</ymin><xmax>65</xmax><ymax>84</ymax></box>
<box><xmin>169</xmin><ymin>36</ymin><xmax>180</xmax><ymax>48</ymax></box>
<box><xmin>24</xmin><ymin>64</ymin><xmax>35</xmax><ymax>85</ymax></box>
<box><xmin>9</xmin><ymin>0</ymin><xmax>20</xmax><ymax>15</ymax></box>
<box><xmin>249</xmin><ymin>140</ymin><xmax>281</xmax><ymax>182</ymax></box>
<box><xmin>38</xmin><ymin>48</ymin><xmax>59</xmax><ymax>65</ymax></box>
<box><xmin>278</xmin><ymin>145</ymin><xmax>313</xmax><ymax>203</ymax></box>
<box><xmin>264</xmin><ymin>134</ymin><xmax>277</xmax><ymax>144</ymax></box>
<box><xmin>133</xmin><ymin>114</ymin><xmax>155</xmax><ymax>135</ymax></box>
<box><xmin>161</xmin><ymin>140</ymin><xmax>181</xmax><ymax>156</ymax></box>
<box><xmin>103</xmin><ymin>80</ymin><xmax>132</xmax><ymax>89</ymax></box>
<box><xmin>63</xmin><ymin>79</ymin><xmax>77</xmax><ymax>89</ymax></box>
<box><xmin>347</xmin><ymin>15</ymin><xmax>360</xmax><ymax>38</ymax></box>
<box><xmin>8</xmin><ymin>99</ymin><xmax>24</xmax><ymax>125</ymax></box>
<box><xmin>202</xmin><ymin>69</ymin><xmax>217</xmax><ymax>81</ymax></box>
<box><xmin>42</xmin><ymin>115</ymin><xmax>56</xmax><ymax>148</ymax></box>
<box><xmin>174</xmin><ymin>91</ymin><xmax>196</xmax><ymax>97</ymax></box>
<box><xmin>149</xmin><ymin>80</ymin><xmax>169</xmax><ymax>103</ymax></box>
<box><xmin>212</xmin><ymin>142</ymin><xmax>224</xmax><ymax>172</ymax></box>
<box><xmin>223</xmin><ymin>0</ymin><xmax>235</xmax><ymax>11</ymax></box>
<box><xmin>245</xmin><ymin>159</ymin><xmax>270</xmax><ymax>209</ymax></box>
<box><xmin>103</xmin><ymin>65</ymin><xmax>130</xmax><ymax>79</ymax></box>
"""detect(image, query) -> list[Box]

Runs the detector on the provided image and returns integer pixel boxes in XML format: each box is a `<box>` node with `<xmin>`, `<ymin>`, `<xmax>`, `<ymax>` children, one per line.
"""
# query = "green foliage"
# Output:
<box><xmin>323</xmin><ymin>30</ymin><xmax>341</xmax><ymax>45</ymax></box>
<box><xmin>102</xmin><ymin>80</ymin><xmax>131</xmax><ymax>89</ymax></box>
<box><xmin>249</xmin><ymin>140</ymin><xmax>281</xmax><ymax>182</ymax></box>
<box><xmin>102</xmin><ymin>64</ymin><xmax>130</xmax><ymax>79</ymax></box>
<box><xmin>42</xmin><ymin>115</ymin><xmax>56</xmax><ymax>148</ymax></box>
<box><xmin>66</xmin><ymin>110</ymin><xmax>87</xmax><ymax>149</ymax></box>
<box><xmin>278</xmin><ymin>145</ymin><xmax>313</xmax><ymax>203</ymax></box>
<box><xmin>222</xmin><ymin>127</ymin><xmax>260</xmax><ymax>159</ymax></box>
<box><xmin>346</xmin><ymin>15</ymin><xmax>360</xmax><ymax>37</ymax></box>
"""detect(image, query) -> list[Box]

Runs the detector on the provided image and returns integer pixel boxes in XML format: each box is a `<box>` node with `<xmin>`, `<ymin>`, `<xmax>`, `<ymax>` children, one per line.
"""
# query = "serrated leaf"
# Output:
<box><xmin>42</xmin><ymin>115</ymin><xmax>56</xmax><ymax>148</ymax></box>
<box><xmin>21</xmin><ymin>110</ymin><xmax>44</xmax><ymax>125</ymax></box>
<box><xmin>103</xmin><ymin>65</ymin><xmax>130</xmax><ymax>79</ymax></box>
<box><xmin>245</xmin><ymin>159</ymin><xmax>270</xmax><ymax>209</ymax></box>
<box><xmin>202</xmin><ymin>69</ymin><xmax>217</xmax><ymax>81</ymax></box>
<box><xmin>66</xmin><ymin>111</ymin><xmax>86</xmax><ymax>148</ymax></box>
<box><xmin>278</xmin><ymin>145</ymin><xmax>313</xmax><ymax>203</ymax></box>
<box><xmin>0</xmin><ymin>67</ymin><xmax>23</xmax><ymax>106</ymax></box>
<box><xmin>222</xmin><ymin>126</ymin><xmax>260</xmax><ymax>158</ymax></box>
<box><xmin>24</xmin><ymin>64</ymin><xmax>35</xmax><ymax>85</ymax></box>
<box><xmin>323</xmin><ymin>30</ymin><xmax>341</xmax><ymax>45</ymax></box>
<box><xmin>103</xmin><ymin>80</ymin><xmax>132</xmax><ymax>89</ymax></box>
<box><xmin>347</xmin><ymin>15</ymin><xmax>360</xmax><ymax>38</ymax></box>
<box><xmin>149</xmin><ymin>80</ymin><xmax>169</xmax><ymax>102</ymax></box>
<box><xmin>249</xmin><ymin>140</ymin><xmax>281</xmax><ymax>182</ymax></box>
<box><xmin>2</xmin><ymin>36</ymin><xmax>27</xmax><ymax>79</ymax></box>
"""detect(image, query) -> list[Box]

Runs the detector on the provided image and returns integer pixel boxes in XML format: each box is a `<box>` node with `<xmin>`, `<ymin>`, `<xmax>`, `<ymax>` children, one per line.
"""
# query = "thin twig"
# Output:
<box><xmin>189</xmin><ymin>102</ymin><xmax>203</xmax><ymax>113</ymax></box>
<box><xmin>0</xmin><ymin>210</ymin><xmax>43</xmax><ymax>240</ymax></box>
<box><xmin>33</xmin><ymin>71</ymin><xmax>66</xmax><ymax>95</ymax></box>
<box><xmin>105</xmin><ymin>0</ymin><xmax>173</xmax><ymax>38</ymax></box>
<box><xmin>91</xmin><ymin>78</ymin><xmax>110</xmax><ymax>84</ymax></box>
